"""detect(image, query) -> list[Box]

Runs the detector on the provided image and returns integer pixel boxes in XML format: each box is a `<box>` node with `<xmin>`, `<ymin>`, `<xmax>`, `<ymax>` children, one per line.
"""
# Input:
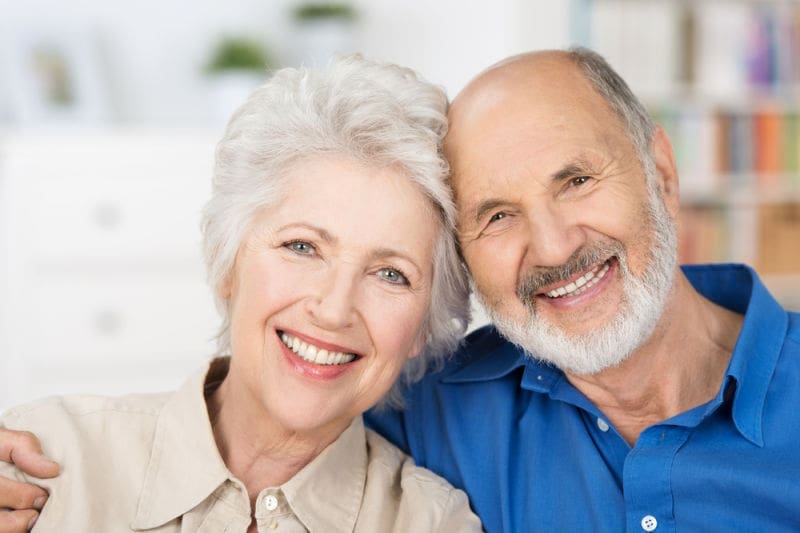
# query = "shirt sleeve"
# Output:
<box><xmin>434</xmin><ymin>485</ymin><xmax>484</xmax><ymax>533</ymax></box>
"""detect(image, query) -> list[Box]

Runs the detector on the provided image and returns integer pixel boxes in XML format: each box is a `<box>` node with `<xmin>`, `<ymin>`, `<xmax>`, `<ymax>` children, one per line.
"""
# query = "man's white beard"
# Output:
<box><xmin>480</xmin><ymin>184</ymin><xmax>678</xmax><ymax>376</ymax></box>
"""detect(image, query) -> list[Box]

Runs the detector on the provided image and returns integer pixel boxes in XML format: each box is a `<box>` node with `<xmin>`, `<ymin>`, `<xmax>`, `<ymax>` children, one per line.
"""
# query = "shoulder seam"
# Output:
<box><xmin>2</xmin><ymin>396</ymin><xmax>165</xmax><ymax>420</ymax></box>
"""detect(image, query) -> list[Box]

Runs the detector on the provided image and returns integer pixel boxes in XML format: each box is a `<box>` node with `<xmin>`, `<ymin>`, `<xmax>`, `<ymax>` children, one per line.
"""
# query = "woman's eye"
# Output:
<box><xmin>285</xmin><ymin>241</ymin><xmax>315</xmax><ymax>255</ymax></box>
<box><xmin>489</xmin><ymin>212</ymin><xmax>506</xmax><ymax>223</ymax></box>
<box><xmin>377</xmin><ymin>268</ymin><xmax>409</xmax><ymax>286</ymax></box>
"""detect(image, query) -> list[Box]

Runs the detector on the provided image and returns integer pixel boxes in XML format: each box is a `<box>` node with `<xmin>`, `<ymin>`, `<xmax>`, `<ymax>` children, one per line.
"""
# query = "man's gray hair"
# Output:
<box><xmin>567</xmin><ymin>47</ymin><xmax>658</xmax><ymax>180</ymax></box>
<box><xmin>201</xmin><ymin>54</ymin><xmax>470</xmax><ymax>407</ymax></box>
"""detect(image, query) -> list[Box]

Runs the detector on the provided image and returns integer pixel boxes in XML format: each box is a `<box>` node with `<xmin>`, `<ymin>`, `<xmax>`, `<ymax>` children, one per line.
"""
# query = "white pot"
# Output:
<box><xmin>206</xmin><ymin>71</ymin><xmax>265</xmax><ymax>125</ymax></box>
<box><xmin>292</xmin><ymin>19</ymin><xmax>355</xmax><ymax>66</ymax></box>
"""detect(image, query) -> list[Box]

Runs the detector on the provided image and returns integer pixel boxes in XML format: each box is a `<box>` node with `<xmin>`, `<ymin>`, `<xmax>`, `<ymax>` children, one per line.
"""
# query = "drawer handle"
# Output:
<box><xmin>93</xmin><ymin>203</ymin><xmax>122</xmax><ymax>229</ymax></box>
<box><xmin>94</xmin><ymin>309</ymin><xmax>122</xmax><ymax>336</ymax></box>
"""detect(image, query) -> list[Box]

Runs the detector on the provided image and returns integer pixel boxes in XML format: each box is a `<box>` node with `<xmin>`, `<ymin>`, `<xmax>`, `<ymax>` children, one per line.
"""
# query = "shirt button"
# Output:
<box><xmin>597</xmin><ymin>417</ymin><xmax>610</xmax><ymax>432</ymax></box>
<box><xmin>641</xmin><ymin>515</ymin><xmax>658</xmax><ymax>531</ymax></box>
<box><xmin>264</xmin><ymin>495</ymin><xmax>279</xmax><ymax>511</ymax></box>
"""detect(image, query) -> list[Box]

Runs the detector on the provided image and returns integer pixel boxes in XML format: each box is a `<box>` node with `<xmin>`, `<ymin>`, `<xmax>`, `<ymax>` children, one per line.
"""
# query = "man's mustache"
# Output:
<box><xmin>516</xmin><ymin>242</ymin><xmax>623</xmax><ymax>305</ymax></box>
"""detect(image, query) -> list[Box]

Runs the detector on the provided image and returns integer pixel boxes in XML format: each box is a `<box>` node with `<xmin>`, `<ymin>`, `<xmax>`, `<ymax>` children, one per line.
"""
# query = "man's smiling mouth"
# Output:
<box><xmin>543</xmin><ymin>259</ymin><xmax>611</xmax><ymax>299</ymax></box>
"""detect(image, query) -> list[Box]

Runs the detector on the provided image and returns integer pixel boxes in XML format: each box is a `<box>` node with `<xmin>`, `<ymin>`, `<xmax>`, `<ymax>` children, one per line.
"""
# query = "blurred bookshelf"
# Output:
<box><xmin>576</xmin><ymin>0</ymin><xmax>800</xmax><ymax>310</ymax></box>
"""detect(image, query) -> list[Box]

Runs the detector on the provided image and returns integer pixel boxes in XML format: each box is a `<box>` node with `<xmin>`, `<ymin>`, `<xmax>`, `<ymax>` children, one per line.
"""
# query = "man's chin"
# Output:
<box><xmin>490</xmin><ymin>310</ymin><xmax>639</xmax><ymax>376</ymax></box>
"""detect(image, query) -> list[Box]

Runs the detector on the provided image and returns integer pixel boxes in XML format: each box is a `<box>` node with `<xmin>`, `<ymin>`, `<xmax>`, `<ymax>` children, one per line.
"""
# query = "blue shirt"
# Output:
<box><xmin>366</xmin><ymin>264</ymin><xmax>800</xmax><ymax>532</ymax></box>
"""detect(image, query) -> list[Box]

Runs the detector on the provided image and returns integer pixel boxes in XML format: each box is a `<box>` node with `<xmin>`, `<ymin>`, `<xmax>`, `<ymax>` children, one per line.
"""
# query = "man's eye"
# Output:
<box><xmin>489</xmin><ymin>212</ymin><xmax>507</xmax><ymax>223</ymax></box>
<box><xmin>285</xmin><ymin>241</ymin><xmax>315</xmax><ymax>255</ymax></box>
<box><xmin>568</xmin><ymin>176</ymin><xmax>592</xmax><ymax>187</ymax></box>
<box><xmin>377</xmin><ymin>268</ymin><xmax>409</xmax><ymax>286</ymax></box>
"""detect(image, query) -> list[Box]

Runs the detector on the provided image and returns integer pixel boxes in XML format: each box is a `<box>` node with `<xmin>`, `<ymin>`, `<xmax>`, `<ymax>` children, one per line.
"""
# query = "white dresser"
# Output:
<box><xmin>0</xmin><ymin>130</ymin><xmax>222</xmax><ymax>411</ymax></box>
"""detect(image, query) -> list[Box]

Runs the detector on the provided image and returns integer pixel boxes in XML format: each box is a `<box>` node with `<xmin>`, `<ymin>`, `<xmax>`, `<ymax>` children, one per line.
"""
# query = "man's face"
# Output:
<box><xmin>446</xmin><ymin>57</ymin><xmax>679</xmax><ymax>374</ymax></box>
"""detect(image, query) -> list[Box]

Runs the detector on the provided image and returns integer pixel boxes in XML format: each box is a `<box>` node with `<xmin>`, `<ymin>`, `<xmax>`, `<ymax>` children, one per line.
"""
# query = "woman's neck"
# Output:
<box><xmin>205</xmin><ymin>376</ymin><xmax>343</xmax><ymax>505</ymax></box>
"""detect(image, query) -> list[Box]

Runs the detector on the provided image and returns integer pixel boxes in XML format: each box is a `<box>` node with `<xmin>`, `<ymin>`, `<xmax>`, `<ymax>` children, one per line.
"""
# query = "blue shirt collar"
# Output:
<box><xmin>682</xmin><ymin>264</ymin><xmax>786</xmax><ymax>446</ymax></box>
<box><xmin>443</xmin><ymin>264</ymin><xmax>788</xmax><ymax>446</ymax></box>
<box><xmin>441</xmin><ymin>326</ymin><xmax>530</xmax><ymax>383</ymax></box>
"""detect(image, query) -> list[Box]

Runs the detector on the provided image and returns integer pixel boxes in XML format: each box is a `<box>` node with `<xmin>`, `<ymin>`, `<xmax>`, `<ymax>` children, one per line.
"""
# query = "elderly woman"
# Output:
<box><xmin>0</xmin><ymin>55</ymin><xmax>481</xmax><ymax>532</ymax></box>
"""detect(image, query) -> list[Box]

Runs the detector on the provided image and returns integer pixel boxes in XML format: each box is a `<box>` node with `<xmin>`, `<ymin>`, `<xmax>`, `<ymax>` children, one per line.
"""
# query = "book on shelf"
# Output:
<box><xmin>656</xmin><ymin>108</ymin><xmax>800</xmax><ymax>194</ymax></box>
<box><xmin>678</xmin><ymin>205</ymin><xmax>728</xmax><ymax>265</ymax></box>
<box><xmin>585</xmin><ymin>0</ymin><xmax>800</xmax><ymax>96</ymax></box>
<box><xmin>757</xmin><ymin>203</ymin><xmax>800</xmax><ymax>274</ymax></box>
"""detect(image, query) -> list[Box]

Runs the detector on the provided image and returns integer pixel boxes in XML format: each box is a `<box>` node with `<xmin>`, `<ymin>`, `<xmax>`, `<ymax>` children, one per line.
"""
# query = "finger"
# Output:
<box><xmin>0</xmin><ymin>430</ymin><xmax>59</xmax><ymax>479</ymax></box>
<box><xmin>0</xmin><ymin>509</ymin><xmax>39</xmax><ymax>533</ymax></box>
<box><xmin>0</xmin><ymin>477</ymin><xmax>47</xmax><ymax>511</ymax></box>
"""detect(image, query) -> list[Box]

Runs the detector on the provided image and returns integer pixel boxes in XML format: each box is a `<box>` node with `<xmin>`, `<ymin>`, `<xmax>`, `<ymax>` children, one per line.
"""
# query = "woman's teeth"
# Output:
<box><xmin>545</xmin><ymin>260</ymin><xmax>611</xmax><ymax>298</ymax></box>
<box><xmin>280</xmin><ymin>332</ymin><xmax>357</xmax><ymax>365</ymax></box>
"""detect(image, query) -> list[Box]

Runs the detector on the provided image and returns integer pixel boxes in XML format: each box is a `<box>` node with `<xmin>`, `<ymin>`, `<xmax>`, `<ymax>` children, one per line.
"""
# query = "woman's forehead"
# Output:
<box><xmin>247</xmin><ymin>160</ymin><xmax>439</xmax><ymax>253</ymax></box>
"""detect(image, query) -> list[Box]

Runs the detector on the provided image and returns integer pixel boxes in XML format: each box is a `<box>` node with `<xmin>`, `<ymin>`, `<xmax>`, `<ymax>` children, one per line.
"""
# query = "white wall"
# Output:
<box><xmin>0</xmin><ymin>0</ymin><xmax>573</xmax><ymax>124</ymax></box>
<box><xmin>363</xmin><ymin>0</ymin><xmax>577</xmax><ymax>92</ymax></box>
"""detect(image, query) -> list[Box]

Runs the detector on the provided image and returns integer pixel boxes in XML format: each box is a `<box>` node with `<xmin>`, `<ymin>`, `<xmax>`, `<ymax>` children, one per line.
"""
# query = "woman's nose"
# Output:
<box><xmin>306</xmin><ymin>271</ymin><xmax>357</xmax><ymax>330</ymax></box>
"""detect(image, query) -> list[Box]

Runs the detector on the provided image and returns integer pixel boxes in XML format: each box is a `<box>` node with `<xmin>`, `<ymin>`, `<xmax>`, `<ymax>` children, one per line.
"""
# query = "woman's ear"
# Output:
<box><xmin>407</xmin><ymin>330</ymin><xmax>428</xmax><ymax>360</ymax></box>
<box><xmin>219</xmin><ymin>275</ymin><xmax>232</xmax><ymax>300</ymax></box>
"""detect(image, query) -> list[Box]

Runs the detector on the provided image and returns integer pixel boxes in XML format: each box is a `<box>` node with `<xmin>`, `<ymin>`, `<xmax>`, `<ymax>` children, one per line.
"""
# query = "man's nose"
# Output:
<box><xmin>306</xmin><ymin>268</ymin><xmax>357</xmax><ymax>330</ymax></box>
<box><xmin>524</xmin><ymin>204</ymin><xmax>584</xmax><ymax>268</ymax></box>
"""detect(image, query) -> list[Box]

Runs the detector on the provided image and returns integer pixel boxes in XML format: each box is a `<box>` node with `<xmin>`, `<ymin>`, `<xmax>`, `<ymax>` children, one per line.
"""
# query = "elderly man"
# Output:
<box><xmin>2</xmin><ymin>48</ymin><xmax>800</xmax><ymax>532</ymax></box>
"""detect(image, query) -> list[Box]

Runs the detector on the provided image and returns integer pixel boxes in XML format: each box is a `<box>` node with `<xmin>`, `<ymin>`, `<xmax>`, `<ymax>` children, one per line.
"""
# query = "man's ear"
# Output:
<box><xmin>651</xmin><ymin>125</ymin><xmax>680</xmax><ymax>218</ymax></box>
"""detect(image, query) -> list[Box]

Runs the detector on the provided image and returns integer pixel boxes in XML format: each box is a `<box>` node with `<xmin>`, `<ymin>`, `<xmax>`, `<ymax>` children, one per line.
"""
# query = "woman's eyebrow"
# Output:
<box><xmin>369</xmin><ymin>248</ymin><xmax>423</xmax><ymax>276</ymax></box>
<box><xmin>276</xmin><ymin>222</ymin><xmax>337</xmax><ymax>244</ymax></box>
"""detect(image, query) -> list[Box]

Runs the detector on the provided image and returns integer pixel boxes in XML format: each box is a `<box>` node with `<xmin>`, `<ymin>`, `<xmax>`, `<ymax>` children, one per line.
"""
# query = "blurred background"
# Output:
<box><xmin>1</xmin><ymin>0</ymin><xmax>799</xmax><ymax>410</ymax></box>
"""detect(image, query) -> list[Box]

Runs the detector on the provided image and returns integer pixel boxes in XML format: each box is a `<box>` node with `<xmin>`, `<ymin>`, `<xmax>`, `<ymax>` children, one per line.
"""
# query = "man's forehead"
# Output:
<box><xmin>447</xmin><ymin>64</ymin><xmax>611</xmax><ymax>167</ymax></box>
<box><xmin>448</xmin><ymin>109</ymin><xmax>616</xmax><ymax>184</ymax></box>
<box><xmin>449</xmin><ymin>52</ymin><xmax>585</xmax><ymax>120</ymax></box>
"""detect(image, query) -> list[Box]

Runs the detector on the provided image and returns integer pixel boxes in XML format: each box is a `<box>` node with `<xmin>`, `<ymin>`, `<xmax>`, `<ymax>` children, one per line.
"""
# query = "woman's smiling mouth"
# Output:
<box><xmin>279</xmin><ymin>331</ymin><xmax>359</xmax><ymax>366</ymax></box>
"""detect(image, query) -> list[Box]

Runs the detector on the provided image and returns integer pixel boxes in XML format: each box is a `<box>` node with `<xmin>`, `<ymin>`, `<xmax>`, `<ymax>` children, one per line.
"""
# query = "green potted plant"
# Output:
<box><xmin>205</xmin><ymin>37</ymin><xmax>273</xmax><ymax>76</ymax></box>
<box><xmin>293</xmin><ymin>3</ymin><xmax>356</xmax><ymax>23</ymax></box>
<box><xmin>204</xmin><ymin>36</ymin><xmax>273</xmax><ymax>123</ymax></box>
<box><xmin>291</xmin><ymin>3</ymin><xmax>357</xmax><ymax>65</ymax></box>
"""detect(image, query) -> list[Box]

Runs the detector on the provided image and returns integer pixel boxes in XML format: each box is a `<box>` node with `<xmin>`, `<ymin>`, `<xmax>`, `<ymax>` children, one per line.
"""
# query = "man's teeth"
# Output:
<box><xmin>280</xmin><ymin>332</ymin><xmax>357</xmax><ymax>366</ymax></box>
<box><xmin>545</xmin><ymin>261</ymin><xmax>611</xmax><ymax>298</ymax></box>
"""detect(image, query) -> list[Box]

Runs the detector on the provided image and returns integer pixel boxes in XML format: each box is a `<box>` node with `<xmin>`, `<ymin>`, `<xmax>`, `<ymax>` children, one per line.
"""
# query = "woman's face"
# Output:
<box><xmin>222</xmin><ymin>157</ymin><xmax>437</xmax><ymax>437</ymax></box>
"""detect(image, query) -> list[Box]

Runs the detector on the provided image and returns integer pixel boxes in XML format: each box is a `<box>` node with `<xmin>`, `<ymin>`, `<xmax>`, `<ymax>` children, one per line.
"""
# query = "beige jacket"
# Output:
<box><xmin>0</xmin><ymin>358</ymin><xmax>482</xmax><ymax>532</ymax></box>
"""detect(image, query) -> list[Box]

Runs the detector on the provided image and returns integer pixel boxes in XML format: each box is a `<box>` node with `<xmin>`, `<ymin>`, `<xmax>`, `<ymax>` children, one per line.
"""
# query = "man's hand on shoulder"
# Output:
<box><xmin>0</xmin><ymin>427</ymin><xmax>60</xmax><ymax>532</ymax></box>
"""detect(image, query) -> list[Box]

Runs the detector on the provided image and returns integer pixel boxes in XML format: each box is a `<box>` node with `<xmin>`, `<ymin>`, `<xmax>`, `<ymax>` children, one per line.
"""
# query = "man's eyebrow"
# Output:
<box><xmin>472</xmin><ymin>198</ymin><xmax>508</xmax><ymax>226</ymax></box>
<box><xmin>468</xmin><ymin>157</ymin><xmax>599</xmax><ymax>226</ymax></box>
<box><xmin>551</xmin><ymin>157</ymin><xmax>596</xmax><ymax>182</ymax></box>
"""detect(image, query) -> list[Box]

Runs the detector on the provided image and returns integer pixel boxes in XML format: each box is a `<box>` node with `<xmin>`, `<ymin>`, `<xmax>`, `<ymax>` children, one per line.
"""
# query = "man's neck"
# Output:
<box><xmin>565</xmin><ymin>272</ymin><xmax>744</xmax><ymax>446</ymax></box>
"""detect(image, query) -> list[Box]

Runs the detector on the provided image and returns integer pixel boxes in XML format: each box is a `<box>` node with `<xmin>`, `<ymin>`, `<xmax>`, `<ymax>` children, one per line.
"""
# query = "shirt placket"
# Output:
<box><xmin>623</xmin><ymin>426</ymin><xmax>692</xmax><ymax>533</ymax></box>
<box><xmin>255</xmin><ymin>488</ymin><xmax>308</xmax><ymax>532</ymax></box>
<box><xmin>193</xmin><ymin>481</ymin><xmax>254</xmax><ymax>533</ymax></box>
